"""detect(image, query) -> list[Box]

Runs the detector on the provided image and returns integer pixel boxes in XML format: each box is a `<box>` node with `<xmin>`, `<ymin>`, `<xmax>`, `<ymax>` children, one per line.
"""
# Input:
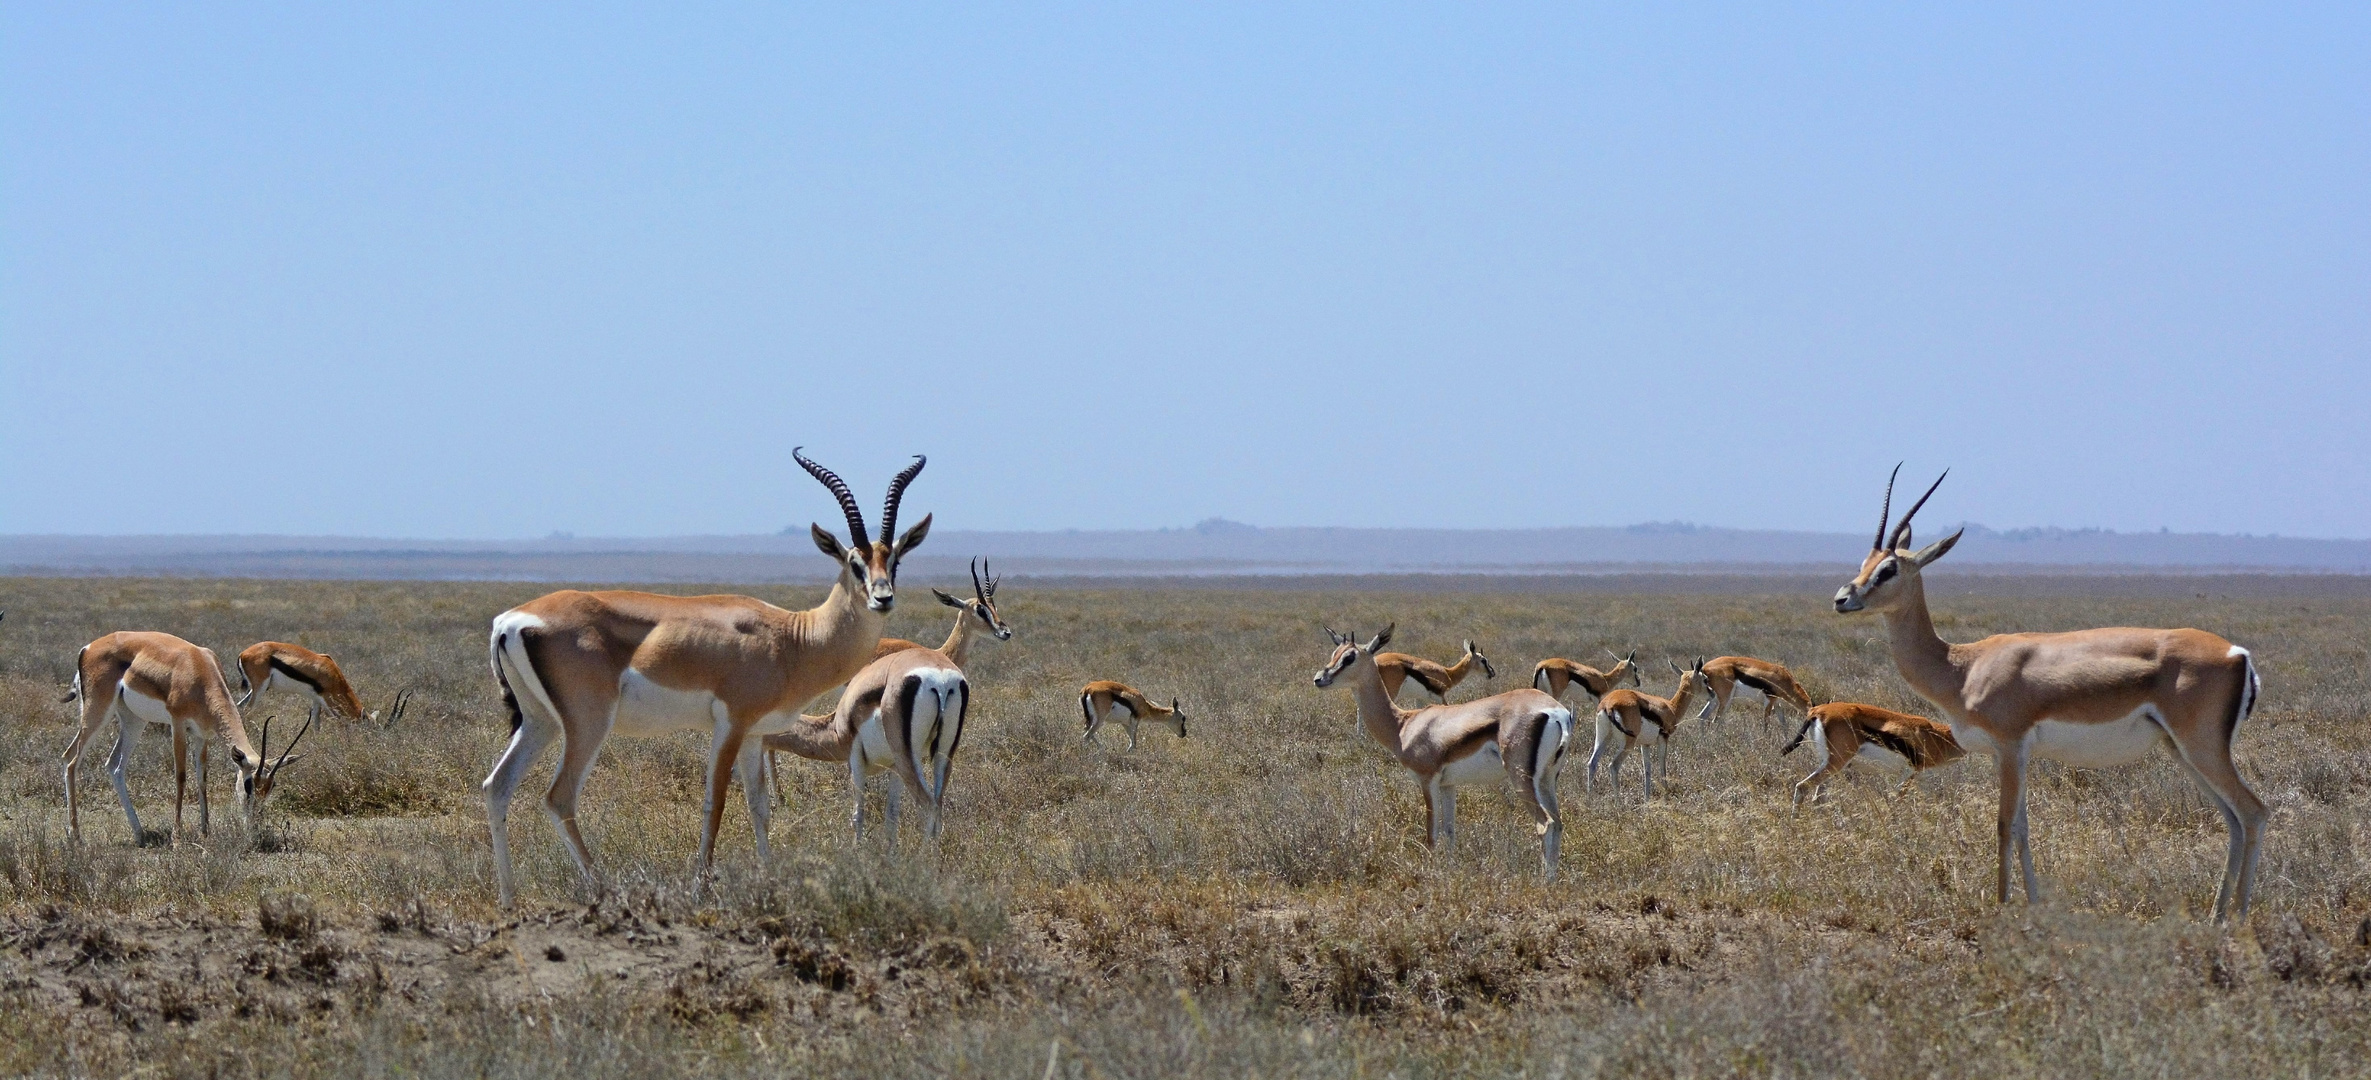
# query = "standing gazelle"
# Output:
<box><xmin>1589</xmin><ymin>659</ymin><xmax>1708</xmax><ymax>800</ymax></box>
<box><xmin>481</xmin><ymin>450</ymin><xmax>930</xmax><ymax>906</ymax></box>
<box><xmin>1313</xmin><ymin>626</ymin><xmax>1572</xmax><ymax>879</ymax></box>
<box><xmin>762</xmin><ymin>641</ymin><xmax>975</xmax><ymax>842</ymax></box>
<box><xmin>1375</xmin><ymin>639</ymin><xmax>1496</xmax><ymax>702</ymax></box>
<box><xmin>1532</xmin><ymin>650</ymin><xmax>1640</xmax><ymax>705</ymax></box>
<box><xmin>63</xmin><ymin>632</ymin><xmax>308</xmax><ymax>843</ymax></box>
<box><xmin>1694</xmin><ymin>656</ymin><xmax>1814</xmax><ymax>732</ymax></box>
<box><xmin>1834</xmin><ymin>467</ymin><xmax>2268</xmax><ymax>920</ymax></box>
<box><xmin>1080</xmin><ymin>682</ymin><xmax>1186</xmax><ymax>749</ymax></box>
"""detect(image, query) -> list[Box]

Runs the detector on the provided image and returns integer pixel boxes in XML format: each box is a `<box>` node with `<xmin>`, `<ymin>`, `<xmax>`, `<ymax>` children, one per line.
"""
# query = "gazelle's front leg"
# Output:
<box><xmin>734</xmin><ymin>736</ymin><xmax>772</xmax><ymax>864</ymax></box>
<box><xmin>170</xmin><ymin>718</ymin><xmax>189</xmax><ymax>846</ymax></box>
<box><xmin>1995</xmin><ymin>738</ymin><xmax>2039</xmax><ymax>904</ymax></box>
<box><xmin>1418</xmin><ymin>776</ymin><xmax>1438</xmax><ymax>849</ymax></box>
<box><xmin>1435</xmin><ymin>781</ymin><xmax>1458</xmax><ymax>853</ymax></box>
<box><xmin>196</xmin><ymin>733</ymin><xmax>211</xmax><ymax>835</ymax></box>
<box><xmin>846</xmin><ymin>750</ymin><xmax>868</xmax><ymax>840</ymax></box>
<box><xmin>694</xmin><ymin>715</ymin><xmax>753</xmax><ymax>877</ymax></box>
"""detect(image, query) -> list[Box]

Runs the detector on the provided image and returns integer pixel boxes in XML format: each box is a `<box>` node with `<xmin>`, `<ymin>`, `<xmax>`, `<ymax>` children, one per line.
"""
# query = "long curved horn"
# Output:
<box><xmin>267</xmin><ymin>708</ymin><xmax>316</xmax><ymax>783</ymax></box>
<box><xmin>983</xmin><ymin>558</ymin><xmax>998</xmax><ymax>601</ymax></box>
<box><xmin>794</xmin><ymin>447</ymin><xmax>869</xmax><ymax>547</ymax></box>
<box><xmin>971</xmin><ymin>557</ymin><xmax>986</xmax><ymax>601</ymax></box>
<box><xmin>1874</xmin><ymin>462</ymin><xmax>1902</xmax><ymax>551</ymax></box>
<box><xmin>1889</xmin><ymin>469</ymin><xmax>1950</xmax><ymax>550</ymax></box>
<box><xmin>879</xmin><ymin>454</ymin><xmax>927</xmax><ymax>545</ymax></box>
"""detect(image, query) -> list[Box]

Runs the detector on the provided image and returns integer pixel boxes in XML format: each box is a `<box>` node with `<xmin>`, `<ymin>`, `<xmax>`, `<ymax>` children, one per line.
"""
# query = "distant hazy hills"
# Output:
<box><xmin>6</xmin><ymin>518</ymin><xmax>2370</xmax><ymax>582</ymax></box>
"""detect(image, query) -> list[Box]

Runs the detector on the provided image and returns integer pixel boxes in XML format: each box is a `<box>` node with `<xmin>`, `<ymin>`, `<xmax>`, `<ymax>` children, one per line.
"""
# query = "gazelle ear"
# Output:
<box><xmin>811</xmin><ymin>524</ymin><xmax>846</xmax><ymax>559</ymax></box>
<box><xmin>892</xmin><ymin>513</ymin><xmax>933</xmax><ymax>556</ymax></box>
<box><xmin>932</xmin><ymin>588</ymin><xmax>964</xmax><ymax>608</ymax></box>
<box><xmin>1911</xmin><ymin>528</ymin><xmax>1964</xmax><ymax>567</ymax></box>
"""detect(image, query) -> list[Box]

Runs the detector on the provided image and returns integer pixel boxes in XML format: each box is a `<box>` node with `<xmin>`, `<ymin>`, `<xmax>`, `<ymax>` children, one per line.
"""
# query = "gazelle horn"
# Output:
<box><xmin>794</xmin><ymin>447</ymin><xmax>870</xmax><ymax>548</ymax></box>
<box><xmin>879</xmin><ymin>455</ymin><xmax>927</xmax><ymax>545</ymax></box>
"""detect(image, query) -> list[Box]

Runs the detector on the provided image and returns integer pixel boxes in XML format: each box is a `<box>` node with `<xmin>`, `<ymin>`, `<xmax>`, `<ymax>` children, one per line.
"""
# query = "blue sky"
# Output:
<box><xmin>4</xmin><ymin>4</ymin><xmax>2366</xmax><ymax>538</ymax></box>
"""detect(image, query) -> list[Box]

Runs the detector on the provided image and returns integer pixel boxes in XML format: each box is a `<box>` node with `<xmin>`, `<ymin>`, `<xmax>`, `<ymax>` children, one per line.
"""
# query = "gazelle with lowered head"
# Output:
<box><xmin>1694</xmin><ymin>656</ymin><xmax>1814</xmax><ymax>732</ymax></box>
<box><xmin>1834</xmin><ymin>466</ymin><xmax>2268</xmax><ymax>920</ymax></box>
<box><xmin>1532</xmin><ymin>650</ymin><xmax>1640</xmax><ymax>706</ymax></box>
<box><xmin>1588</xmin><ymin>658</ymin><xmax>1709</xmax><ymax>799</ymax></box>
<box><xmin>1313</xmin><ymin>626</ymin><xmax>1572</xmax><ymax>879</ymax></box>
<box><xmin>236</xmin><ymin>641</ymin><xmax>413</xmax><ymax>727</ymax></box>
<box><xmin>762</xmin><ymin>630</ymin><xmax>985</xmax><ymax>843</ymax></box>
<box><xmin>1080</xmin><ymin>681</ymin><xmax>1186</xmax><ymax>750</ymax></box>
<box><xmin>1781</xmin><ymin>702</ymin><xmax>1964</xmax><ymax>805</ymax></box>
<box><xmin>63</xmin><ymin>632</ymin><xmax>310</xmax><ymax>843</ymax></box>
<box><xmin>1375</xmin><ymin>639</ymin><xmax>1496</xmax><ymax>702</ymax></box>
<box><xmin>481</xmin><ymin>450</ymin><xmax>929</xmax><ymax>906</ymax></box>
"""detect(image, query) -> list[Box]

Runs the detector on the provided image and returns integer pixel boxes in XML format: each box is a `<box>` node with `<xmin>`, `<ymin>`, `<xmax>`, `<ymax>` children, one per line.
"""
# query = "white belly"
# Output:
<box><xmin>610</xmin><ymin>669</ymin><xmax>722</xmax><ymax>738</ymax></box>
<box><xmin>1853</xmin><ymin>743</ymin><xmax>1910</xmax><ymax>772</ymax></box>
<box><xmin>1439</xmin><ymin>742</ymin><xmax>1505</xmax><ymax>788</ymax></box>
<box><xmin>2031</xmin><ymin>709</ymin><xmax>2168</xmax><ymax>768</ymax></box>
<box><xmin>118</xmin><ymin>684</ymin><xmax>177</xmax><ymax>729</ymax></box>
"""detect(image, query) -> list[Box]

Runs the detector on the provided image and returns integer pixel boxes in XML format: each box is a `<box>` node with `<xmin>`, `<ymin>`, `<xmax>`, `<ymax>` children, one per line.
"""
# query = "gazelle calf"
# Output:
<box><xmin>1313</xmin><ymin>626</ymin><xmax>1572</xmax><ymax>879</ymax></box>
<box><xmin>1835</xmin><ymin>467</ymin><xmax>2269</xmax><ymax>919</ymax></box>
<box><xmin>762</xmin><ymin>644</ymin><xmax>974</xmax><ymax>842</ymax></box>
<box><xmin>1375</xmin><ymin>639</ymin><xmax>1495</xmax><ymax>702</ymax></box>
<box><xmin>1781</xmin><ymin>702</ymin><xmax>1965</xmax><ymax>805</ymax></box>
<box><xmin>1080</xmin><ymin>681</ymin><xmax>1186</xmax><ymax>750</ymax></box>
<box><xmin>1532</xmin><ymin>650</ymin><xmax>1640</xmax><ymax>705</ymax></box>
<box><xmin>1695</xmin><ymin>656</ymin><xmax>1813</xmax><ymax>732</ymax></box>
<box><xmin>63</xmin><ymin>632</ymin><xmax>308</xmax><ymax>843</ymax></box>
<box><xmin>1589</xmin><ymin>659</ymin><xmax>1708</xmax><ymax>799</ymax></box>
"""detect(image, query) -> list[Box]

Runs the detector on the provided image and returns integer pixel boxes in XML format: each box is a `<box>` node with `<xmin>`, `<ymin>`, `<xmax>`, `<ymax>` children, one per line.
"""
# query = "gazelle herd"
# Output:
<box><xmin>40</xmin><ymin>459</ymin><xmax>2278</xmax><ymax>922</ymax></box>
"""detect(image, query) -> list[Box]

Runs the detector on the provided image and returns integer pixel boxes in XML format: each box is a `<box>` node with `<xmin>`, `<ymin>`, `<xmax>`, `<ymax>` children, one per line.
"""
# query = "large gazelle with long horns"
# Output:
<box><xmin>63</xmin><ymin>632</ymin><xmax>309</xmax><ymax>843</ymax></box>
<box><xmin>1313</xmin><ymin>626</ymin><xmax>1572</xmax><ymax>879</ymax></box>
<box><xmin>1834</xmin><ymin>467</ymin><xmax>2268</xmax><ymax>919</ymax></box>
<box><xmin>481</xmin><ymin>450</ymin><xmax>929</xmax><ymax>906</ymax></box>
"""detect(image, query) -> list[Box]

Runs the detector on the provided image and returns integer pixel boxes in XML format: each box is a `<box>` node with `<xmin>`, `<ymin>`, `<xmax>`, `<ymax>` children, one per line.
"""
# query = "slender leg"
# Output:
<box><xmin>107</xmin><ymin>706</ymin><xmax>146</xmax><ymax>842</ymax></box>
<box><xmin>2161</xmin><ymin>726</ymin><xmax>2270</xmax><ymax>921</ymax></box>
<box><xmin>1640</xmin><ymin>737</ymin><xmax>1655</xmax><ymax>800</ymax></box>
<box><xmin>196</xmin><ymin>735</ymin><xmax>211</xmax><ymax>835</ymax></box>
<box><xmin>1125</xmin><ymin>714</ymin><xmax>1140</xmax><ymax>752</ymax></box>
<box><xmin>170</xmin><ymin>718</ymin><xmax>189</xmax><ymax>846</ymax></box>
<box><xmin>735</xmin><ymin>732</ymin><xmax>772</xmax><ymax>865</ymax></box>
<box><xmin>1995</xmin><ymin>743</ymin><xmax>2032</xmax><ymax>904</ymax></box>
<box><xmin>884</xmin><ymin>778</ymin><xmax>903</xmax><ymax>847</ymax></box>
<box><xmin>481</xmin><ymin>707</ymin><xmax>561</xmax><ymax>908</ymax></box>
<box><xmin>1585</xmin><ymin>727</ymin><xmax>1608</xmax><ymax>793</ymax></box>
<box><xmin>62</xmin><ymin>685</ymin><xmax>124</xmax><ymax>841</ymax></box>
<box><xmin>1419</xmin><ymin>778</ymin><xmax>1437</xmax><ymax>849</ymax></box>
<box><xmin>1437</xmin><ymin>784</ymin><xmax>1457</xmax><ymax>853</ymax></box>
<box><xmin>847</xmin><ymin>749</ymin><xmax>868</xmax><ymax>841</ymax></box>
<box><xmin>692</xmin><ymin>719</ymin><xmax>751</xmax><ymax>876</ymax></box>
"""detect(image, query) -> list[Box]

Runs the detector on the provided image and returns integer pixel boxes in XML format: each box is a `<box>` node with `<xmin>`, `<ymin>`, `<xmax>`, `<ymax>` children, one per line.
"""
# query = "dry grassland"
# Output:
<box><xmin>0</xmin><ymin>575</ymin><xmax>2365</xmax><ymax>1078</ymax></box>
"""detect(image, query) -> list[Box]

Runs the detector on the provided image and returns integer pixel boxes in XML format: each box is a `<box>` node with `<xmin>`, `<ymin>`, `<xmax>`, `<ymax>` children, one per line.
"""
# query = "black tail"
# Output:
<box><xmin>1080</xmin><ymin>692</ymin><xmax>1095</xmax><ymax>731</ymax></box>
<box><xmin>1780</xmin><ymin>715</ymin><xmax>1818</xmax><ymax>755</ymax></box>
<box><xmin>492</xmin><ymin>631</ymin><xmax>525</xmax><ymax>736</ymax></box>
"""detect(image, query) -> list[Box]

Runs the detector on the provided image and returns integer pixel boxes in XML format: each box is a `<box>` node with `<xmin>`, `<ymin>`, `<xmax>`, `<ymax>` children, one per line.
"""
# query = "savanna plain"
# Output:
<box><xmin>0</xmin><ymin>574</ymin><xmax>2366</xmax><ymax>1078</ymax></box>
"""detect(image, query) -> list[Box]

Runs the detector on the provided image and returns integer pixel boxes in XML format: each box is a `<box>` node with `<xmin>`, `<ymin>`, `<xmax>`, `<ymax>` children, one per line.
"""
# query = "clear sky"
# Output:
<box><xmin>4</xmin><ymin>4</ymin><xmax>2366</xmax><ymax>538</ymax></box>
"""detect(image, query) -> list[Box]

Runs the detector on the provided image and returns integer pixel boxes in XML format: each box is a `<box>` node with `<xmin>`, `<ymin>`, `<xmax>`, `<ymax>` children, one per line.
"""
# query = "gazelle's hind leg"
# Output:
<box><xmin>61</xmin><ymin>682</ymin><xmax>123</xmax><ymax>841</ymax></box>
<box><xmin>2159</xmin><ymin>719</ymin><xmax>2270</xmax><ymax>921</ymax></box>
<box><xmin>105</xmin><ymin>701</ymin><xmax>146</xmax><ymax>842</ymax></box>
<box><xmin>482</xmin><ymin>705</ymin><xmax>561</xmax><ymax>907</ymax></box>
<box><xmin>196</xmin><ymin>733</ymin><xmax>211</xmax><ymax>835</ymax></box>
<box><xmin>170</xmin><ymin>717</ymin><xmax>189</xmax><ymax>846</ymax></box>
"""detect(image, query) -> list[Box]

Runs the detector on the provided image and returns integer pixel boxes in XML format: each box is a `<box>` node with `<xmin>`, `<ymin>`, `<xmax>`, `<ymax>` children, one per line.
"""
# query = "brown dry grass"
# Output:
<box><xmin>0</xmin><ymin>574</ymin><xmax>2365</xmax><ymax>1077</ymax></box>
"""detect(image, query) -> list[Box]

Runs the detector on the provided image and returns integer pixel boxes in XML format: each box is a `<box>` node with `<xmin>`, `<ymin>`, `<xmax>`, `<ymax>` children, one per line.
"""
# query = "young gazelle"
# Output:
<box><xmin>1835</xmin><ymin>467</ymin><xmax>2268</xmax><ymax>919</ymax></box>
<box><xmin>63</xmin><ymin>632</ymin><xmax>308</xmax><ymax>843</ymax></box>
<box><xmin>1589</xmin><ymin>659</ymin><xmax>1709</xmax><ymax>799</ymax></box>
<box><xmin>1781</xmin><ymin>702</ymin><xmax>1965</xmax><ymax>806</ymax></box>
<box><xmin>236</xmin><ymin>641</ymin><xmax>411</xmax><ymax>725</ymax></box>
<box><xmin>1695</xmin><ymin>656</ymin><xmax>1814</xmax><ymax>732</ymax></box>
<box><xmin>482</xmin><ymin>450</ymin><xmax>929</xmax><ymax>906</ymax></box>
<box><xmin>1375</xmin><ymin>639</ymin><xmax>1496</xmax><ymax>702</ymax></box>
<box><xmin>1313</xmin><ymin>626</ymin><xmax>1572</xmax><ymax>879</ymax></box>
<box><xmin>1531</xmin><ymin>650</ymin><xmax>1640</xmax><ymax>705</ymax></box>
<box><xmin>761</xmin><ymin>643</ymin><xmax>973</xmax><ymax>842</ymax></box>
<box><xmin>1080</xmin><ymin>682</ymin><xmax>1186</xmax><ymax>750</ymax></box>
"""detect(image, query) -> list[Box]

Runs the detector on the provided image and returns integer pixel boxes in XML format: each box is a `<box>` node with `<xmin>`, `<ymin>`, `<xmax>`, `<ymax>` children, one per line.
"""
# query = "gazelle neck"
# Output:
<box><xmin>1880</xmin><ymin>572</ymin><xmax>1962</xmax><ymax>709</ymax></box>
<box><xmin>938</xmin><ymin>611</ymin><xmax>980</xmax><ymax>667</ymax></box>
<box><xmin>771</xmin><ymin>709</ymin><xmax>857</xmax><ymax>760</ymax></box>
<box><xmin>1349</xmin><ymin>657</ymin><xmax>1412</xmax><ymax>750</ymax></box>
<box><xmin>1667</xmin><ymin>676</ymin><xmax>1699</xmax><ymax>722</ymax></box>
<box><xmin>1444</xmin><ymin>651</ymin><xmax>1478</xmax><ymax>682</ymax></box>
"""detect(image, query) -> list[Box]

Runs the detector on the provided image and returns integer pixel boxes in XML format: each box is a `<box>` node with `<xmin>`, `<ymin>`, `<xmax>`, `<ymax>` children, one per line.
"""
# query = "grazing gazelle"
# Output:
<box><xmin>762</xmin><ymin>642</ymin><xmax>973</xmax><ymax>842</ymax></box>
<box><xmin>1313</xmin><ymin>626</ymin><xmax>1572</xmax><ymax>879</ymax></box>
<box><xmin>1080</xmin><ymin>681</ymin><xmax>1186</xmax><ymax>750</ymax></box>
<box><xmin>62</xmin><ymin>632</ymin><xmax>309</xmax><ymax>843</ymax></box>
<box><xmin>482</xmin><ymin>449</ymin><xmax>929</xmax><ymax>906</ymax></box>
<box><xmin>1589</xmin><ymin>659</ymin><xmax>1709</xmax><ymax>799</ymax></box>
<box><xmin>1781</xmin><ymin>702</ymin><xmax>1965</xmax><ymax>805</ymax></box>
<box><xmin>770</xmin><ymin>558</ymin><xmax>1011</xmax><ymax>800</ymax></box>
<box><xmin>237</xmin><ymin>641</ymin><xmax>410</xmax><ymax>725</ymax></box>
<box><xmin>1835</xmin><ymin>467</ymin><xmax>2268</xmax><ymax>919</ymax></box>
<box><xmin>1532</xmin><ymin>650</ymin><xmax>1640</xmax><ymax>705</ymax></box>
<box><xmin>1375</xmin><ymin>639</ymin><xmax>1496</xmax><ymax>702</ymax></box>
<box><xmin>1694</xmin><ymin>655</ymin><xmax>1814</xmax><ymax>732</ymax></box>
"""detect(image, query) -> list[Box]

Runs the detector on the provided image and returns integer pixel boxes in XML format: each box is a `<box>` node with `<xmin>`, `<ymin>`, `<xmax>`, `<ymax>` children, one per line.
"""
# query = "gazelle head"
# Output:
<box><xmin>1313</xmin><ymin>624</ymin><xmax>1394</xmax><ymax>688</ymax></box>
<box><xmin>932</xmin><ymin>558</ymin><xmax>1013</xmax><ymax>642</ymax></box>
<box><xmin>1669</xmin><ymin>656</ymin><xmax>1710</xmax><ymax>697</ymax></box>
<box><xmin>1462</xmin><ymin>639</ymin><xmax>1497</xmax><ymax>680</ymax></box>
<box><xmin>1603</xmin><ymin>648</ymin><xmax>1642</xmax><ymax>688</ymax></box>
<box><xmin>238</xmin><ymin>710</ymin><xmax>314</xmax><ymax>811</ymax></box>
<box><xmin>1163</xmin><ymin>698</ymin><xmax>1188</xmax><ymax>739</ymax></box>
<box><xmin>797</xmin><ymin>448</ymin><xmax>932</xmax><ymax>613</ymax></box>
<box><xmin>1834</xmin><ymin>465</ymin><xmax>1963</xmax><ymax>615</ymax></box>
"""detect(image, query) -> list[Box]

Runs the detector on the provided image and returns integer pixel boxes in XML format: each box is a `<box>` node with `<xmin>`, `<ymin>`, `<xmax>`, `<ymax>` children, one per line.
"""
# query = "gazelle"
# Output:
<box><xmin>761</xmin><ymin>643</ymin><xmax>973</xmax><ymax>842</ymax></box>
<box><xmin>1781</xmin><ymin>702</ymin><xmax>1965</xmax><ymax>805</ymax></box>
<box><xmin>1694</xmin><ymin>656</ymin><xmax>1814</xmax><ymax>732</ymax></box>
<box><xmin>481</xmin><ymin>449</ymin><xmax>929</xmax><ymax>906</ymax></box>
<box><xmin>1375</xmin><ymin>639</ymin><xmax>1495</xmax><ymax>702</ymax></box>
<box><xmin>1589</xmin><ymin>658</ymin><xmax>1708</xmax><ymax>799</ymax></box>
<box><xmin>1531</xmin><ymin>650</ymin><xmax>1640</xmax><ymax>705</ymax></box>
<box><xmin>1835</xmin><ymin>467</ymin><xmax>2269</xmax><ymax>919</ymax></box>
<box><xmin>63</xmin><ymin>632</ymin><xmax>309</xmax><ymax>843</ymax></box>
<box><xmin>768</xmin><ymin>558</ymin><xmax>1012</xmax><ymax>803</ymax></box>
<box><xmin>1313</xmin><ymin>626</ymin><xmax>1572</xmax><ymax>879</ymax></box>
<box><xmin>237</xmin><ymin>641</ymin><xmax>411</xmax><ymax>725</ymax></box>
<box><xmin>1080</xmin><ymin>681</ymin><xmax>1186</xmax><ymax>750</ymax></box>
